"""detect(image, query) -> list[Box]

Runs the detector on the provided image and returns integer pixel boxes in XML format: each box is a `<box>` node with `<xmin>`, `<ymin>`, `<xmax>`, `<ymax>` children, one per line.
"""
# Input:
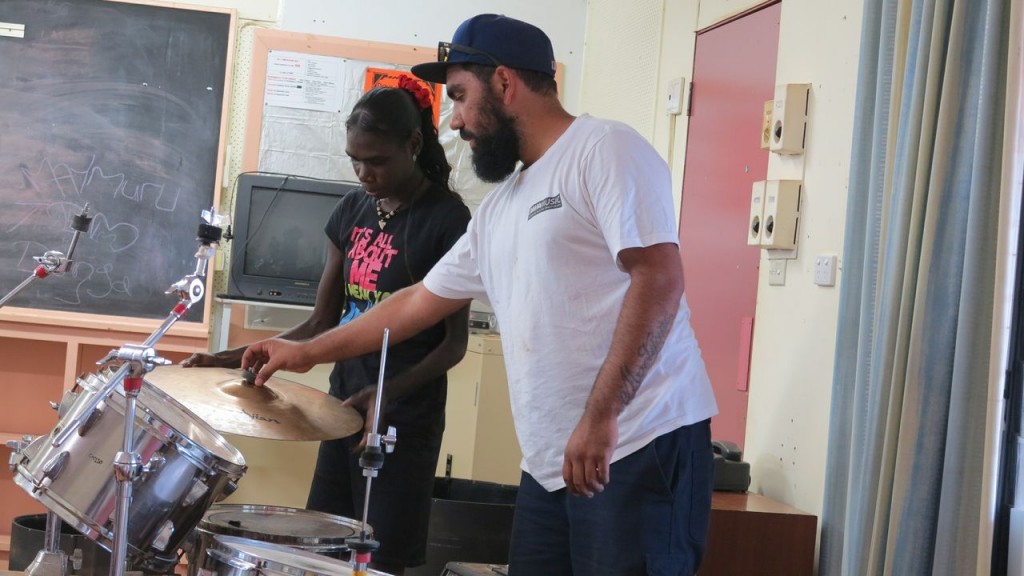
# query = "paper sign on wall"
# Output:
<box><xmin>265</xmin><ymin>50</ymin><xmax>344</xmax><ymax>113</ymax></box>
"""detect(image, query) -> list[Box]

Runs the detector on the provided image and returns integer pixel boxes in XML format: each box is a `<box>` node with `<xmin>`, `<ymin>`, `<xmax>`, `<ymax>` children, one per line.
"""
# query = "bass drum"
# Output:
<box><xmin>187</xmin><ymin>504</ymin><xmax>369</xmax><ymax>575</ymax></box>
<box><xmin>10</xmin><ymin>370</ymin><xmax>247</xmax><ymax>573</ymax></box>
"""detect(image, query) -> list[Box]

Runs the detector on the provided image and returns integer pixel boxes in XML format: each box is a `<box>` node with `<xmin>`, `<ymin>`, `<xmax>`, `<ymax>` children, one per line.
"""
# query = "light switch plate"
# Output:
<box><xmin>667</xmin><ymin>77</ymin><xmax>685</xmax><ymax>115</ymax></box>
<box><xmin>768</xmin><ymin>260</ymin><xmax>786</xmax><ymax>286</ymax></box>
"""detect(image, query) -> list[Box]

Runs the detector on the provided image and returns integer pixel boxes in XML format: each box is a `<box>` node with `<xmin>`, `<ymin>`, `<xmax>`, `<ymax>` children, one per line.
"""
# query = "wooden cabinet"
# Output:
<box><xmin>433</xmin><ymin>493</ymin><xmax>817</xmax><ymax>576</ymax></box>
<box><xmin>0</xmin><ymin>307</ymin><xmax>208</xmax><ymax>567</ymax></box>
<box><xmin>436</xmin><ymin>334</ymin><xmax>521</xmax><ymax>486</ymax></box>
<box><xmin>701</xmin><ymin>492</ymin><xmax>818</xmax><ymax>575</ymax></box>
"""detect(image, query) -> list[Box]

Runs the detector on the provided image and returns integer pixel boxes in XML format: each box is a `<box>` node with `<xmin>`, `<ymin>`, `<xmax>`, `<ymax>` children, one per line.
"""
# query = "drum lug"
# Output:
<box><xmin>152</xmin><ymin>519</ymin><xmax>175</xmax><ymax>550</ymax></box>
<box><xmin>182</xmin><ymin>476</ymin><xmax>210</xmax><ymax>507</ymax></box>
<box><xmin>56</xmin><ymin>389</ymin><xmax>80</xmax><ymax>419</ymax></box>
<box><xmin>36</xmin><ymin>450</ymin><xmax>70</xmax><ymax>493</ymax></box>
<box><xmin>221</xmin><ymin>479</ymin><xmax>239</xmax><ymax>500</ymax></box>
<box><xmin>77</xmin><ymin>405</ymin><xmax>105</xmax><ymax>437</ymax></box>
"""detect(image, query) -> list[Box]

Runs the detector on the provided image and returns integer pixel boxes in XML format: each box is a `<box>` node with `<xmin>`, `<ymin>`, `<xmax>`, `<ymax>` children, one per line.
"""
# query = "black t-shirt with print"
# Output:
<box><xmin>324</xmin><ymin>183</ymin><xmax>470</xmax><ymax>432</ymax></box>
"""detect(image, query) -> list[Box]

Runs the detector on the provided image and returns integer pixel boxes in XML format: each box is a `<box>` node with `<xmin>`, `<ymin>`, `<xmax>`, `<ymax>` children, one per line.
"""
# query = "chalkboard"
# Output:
<box><xmin>0</xmin><ymin>0</ymin><xmax>231</xmax><ymax>322</ymax></box>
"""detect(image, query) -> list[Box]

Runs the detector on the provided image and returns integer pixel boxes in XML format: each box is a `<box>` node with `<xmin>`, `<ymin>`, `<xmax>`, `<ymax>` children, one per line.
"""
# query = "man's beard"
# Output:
<box><xmin>466</xmin><ymin>92</ymin><xmax>521</xmax><ymax>183</ymax></box>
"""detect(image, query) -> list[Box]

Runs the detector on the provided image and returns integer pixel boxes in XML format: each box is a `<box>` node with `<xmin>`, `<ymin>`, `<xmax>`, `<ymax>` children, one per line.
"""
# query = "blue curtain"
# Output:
<box><xmin>819</xmin><ymin>0</ymin><xmax>1010</xmax><ymax>574</ymax></box>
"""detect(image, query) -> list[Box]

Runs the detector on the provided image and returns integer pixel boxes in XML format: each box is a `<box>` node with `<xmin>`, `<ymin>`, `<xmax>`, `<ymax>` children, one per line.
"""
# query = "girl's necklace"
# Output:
<box><xmin>375</xmin><ymin>199</ymin><xmax>399</xmax><ymax>230</ymax></box>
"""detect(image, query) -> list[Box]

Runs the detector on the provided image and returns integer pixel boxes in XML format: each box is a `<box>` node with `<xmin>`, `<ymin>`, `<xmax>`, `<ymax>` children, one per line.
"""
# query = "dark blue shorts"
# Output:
<box><xmin>508</xmin><ymin>420</ymin><xmax>713</xmax><ymax>576</ymax></box>
<box><xmin>305</xmin><ymin>424</ymin><xmax>442</xmax><ymax>568</ymax></box>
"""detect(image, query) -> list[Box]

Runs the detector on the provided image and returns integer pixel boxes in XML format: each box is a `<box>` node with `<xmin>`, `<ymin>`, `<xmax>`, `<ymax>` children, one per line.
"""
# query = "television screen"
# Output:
<box><xmin>227</xmin><ymin>173</ymin><xmax>360</xmax><ymax>305</ymax></box>
<box><xmin>243</xmin><ymin>186</ymin><xmax>335</xmax><ymax>282</ymax></box>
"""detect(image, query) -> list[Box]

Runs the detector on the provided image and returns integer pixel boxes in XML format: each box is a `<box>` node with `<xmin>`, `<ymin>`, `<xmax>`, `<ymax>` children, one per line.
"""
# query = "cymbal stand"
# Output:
<box><xmin>0</xmin><ymin>203</ymin><xmax>92</xmax><ymax>309</ymax></box>
<box><xmin>0</xmin><ymin>205</ymin><xmax>92</xmax><ymax>576</ymax></box>
<box><xmin>46</xmin><ymin>209</ymin><xmax>228</xmax><ymax>576</ymax></box>
<box><xmin>347</xmin><ymin>328</ymin><xmax>397</xmax><ymax>576</ymax></box>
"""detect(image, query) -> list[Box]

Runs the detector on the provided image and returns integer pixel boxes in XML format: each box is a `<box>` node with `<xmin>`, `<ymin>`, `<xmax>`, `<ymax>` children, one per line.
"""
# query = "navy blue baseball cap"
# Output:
<box><xmin>411</xmin><ymin>14</ymin><xmax>556</xmax><ymax>84</ymax></box>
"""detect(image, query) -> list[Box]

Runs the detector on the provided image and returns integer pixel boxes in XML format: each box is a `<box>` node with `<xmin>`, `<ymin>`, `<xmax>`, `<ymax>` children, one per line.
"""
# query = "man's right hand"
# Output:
<box><xmin>241</xmin><ymin>338</ymin><xmax>315</xmax><ymax>386</ymax></box>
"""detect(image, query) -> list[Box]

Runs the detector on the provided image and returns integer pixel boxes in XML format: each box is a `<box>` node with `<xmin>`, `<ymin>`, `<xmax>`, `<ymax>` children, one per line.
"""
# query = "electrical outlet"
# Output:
<box><xmin>814</xmin><ymin>255</ymin><xmax>837</xmax><ymax>286</ymax></box>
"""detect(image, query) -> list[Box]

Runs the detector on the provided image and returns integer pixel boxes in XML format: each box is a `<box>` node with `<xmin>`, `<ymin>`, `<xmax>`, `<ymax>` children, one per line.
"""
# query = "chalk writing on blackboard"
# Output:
<box><xmin>0</xmin><ymin>0</ymin><xmax>231</xmax><ymax>321</ymax></box>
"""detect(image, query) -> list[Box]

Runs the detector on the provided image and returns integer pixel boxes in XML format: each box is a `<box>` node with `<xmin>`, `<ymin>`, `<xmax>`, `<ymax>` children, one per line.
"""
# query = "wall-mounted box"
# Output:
<box><xmin>762</xmin><ymin>180</ymin><xmax>801</xmax><ymax>249</ymax></box>
<box><xmin>770</xmin><ymin>83</ymin><xmax>810</xmax><ymax>155</ymax></box>
<box><xmin>667</xmin><ymin>76</ymin><xmax>686</xmax><ymax>115</ymax></box>
<box><xmin>748</xmin><ymin>181</ymin><xmax>766</xmax><ymax>246</ymax></box>
<box><xmin>761</xmin><ymin>100</ymin><xmax>773</xmax><ymax>149</ymax></box>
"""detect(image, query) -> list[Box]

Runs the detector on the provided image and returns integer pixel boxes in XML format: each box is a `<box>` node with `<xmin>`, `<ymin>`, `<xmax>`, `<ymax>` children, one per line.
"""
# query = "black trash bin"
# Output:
<box><xmin>406</xmin><ymin>477</ymin><xmax>518</xmax><ymax>576</ymax></box>
<box><xmin>9</xmin><ymin>514</ymin><xmax>111</xmax><ymax>575</ymax></box>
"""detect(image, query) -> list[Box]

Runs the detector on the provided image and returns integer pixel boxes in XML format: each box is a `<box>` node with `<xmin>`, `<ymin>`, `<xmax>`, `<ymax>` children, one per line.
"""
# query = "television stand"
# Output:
<box><xmin>213</xmin><ymin>296</ymin><xmax>314</xmax><ymax>350</ymax></box>
<box><xmin>217</xmin><ymin>295</ymin><xmax>317</xmax><ymax>310</ymax></box>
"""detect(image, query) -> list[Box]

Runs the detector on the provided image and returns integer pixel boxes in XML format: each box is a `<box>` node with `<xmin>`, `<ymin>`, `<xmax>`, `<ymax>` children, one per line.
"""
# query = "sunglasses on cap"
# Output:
<box><xmin>437</xmin><ymin>41</ymin><xmax>503</xmax><ymax>67</ymax></box>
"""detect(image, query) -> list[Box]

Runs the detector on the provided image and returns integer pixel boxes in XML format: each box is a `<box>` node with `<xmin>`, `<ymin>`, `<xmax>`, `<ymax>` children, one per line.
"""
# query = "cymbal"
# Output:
<box><xmin>145</xmin><ymin>366</ymin><xmax>363</xmax><ymax>441</ymax></box>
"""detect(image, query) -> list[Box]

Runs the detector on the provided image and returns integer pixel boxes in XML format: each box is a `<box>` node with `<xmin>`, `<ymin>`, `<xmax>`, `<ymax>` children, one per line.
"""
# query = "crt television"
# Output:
<box><xmin>226</xmin><ymin>173</ymin><xmax>360</xmax><ymax>305</ymax></box>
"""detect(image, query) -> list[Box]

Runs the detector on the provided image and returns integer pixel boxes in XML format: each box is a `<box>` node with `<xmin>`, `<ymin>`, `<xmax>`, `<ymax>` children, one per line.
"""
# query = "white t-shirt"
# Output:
<box><xmin>424</xmin><ymin>114</ymin><xmax>717</xmax><ymax>491</ymax></box>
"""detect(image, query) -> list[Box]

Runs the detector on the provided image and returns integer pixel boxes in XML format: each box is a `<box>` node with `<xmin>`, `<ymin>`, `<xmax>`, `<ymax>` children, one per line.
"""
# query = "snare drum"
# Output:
<box><xmin>187</xmin><ymin>504</ymin><xmax>369</xmax><ymax>574</ymax></box>
<box><xmin>199</xmin><ymin>535</ymin><xmax>392</xmax><ymax>576</ymax></box>
<box><xmin>10</xmin><ymin>370</ymin><xmax>247</xmax><ymax>572</ymax></box>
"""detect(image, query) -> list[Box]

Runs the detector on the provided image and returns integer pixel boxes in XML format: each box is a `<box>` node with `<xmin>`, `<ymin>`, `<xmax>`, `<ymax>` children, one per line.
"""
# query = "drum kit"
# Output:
<box><xmin>2</xmin><ymin>208</ymin><xmax>397</xmax><ymax>576</ymax></box>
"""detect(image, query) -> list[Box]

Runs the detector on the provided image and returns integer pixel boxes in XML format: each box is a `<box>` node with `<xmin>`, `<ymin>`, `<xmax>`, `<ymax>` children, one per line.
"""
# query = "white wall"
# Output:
<box><xmin>580</xmin><ymin>0</ymin><xmax>664</xmax><ymax>141</ymax></box>
<box><xmin>581</xmin><ymin>0</ymin><xmax>865</xmax><ymax>520</ymax></box>
<box><xmin>182</xmin><ymin>0</ymin><xmax>278</xmax><ymax>22</ymax></box>
<box><xmin>277</xmin><ymin>0</ymin><xmax>587</xmax><ymax>113</ymax></box>
<box><xmin>748</xmin><ymin>0</ymin><xmax>863</xmax><ymax>515</ymax></box>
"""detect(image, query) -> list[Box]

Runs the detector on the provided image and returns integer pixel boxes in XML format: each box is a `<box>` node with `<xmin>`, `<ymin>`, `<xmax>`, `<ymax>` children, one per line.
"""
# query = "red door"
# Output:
<box><xmin>679</xmin><ymin>3</ymin><xmax>781</xmax><ymax>447</ymax></box>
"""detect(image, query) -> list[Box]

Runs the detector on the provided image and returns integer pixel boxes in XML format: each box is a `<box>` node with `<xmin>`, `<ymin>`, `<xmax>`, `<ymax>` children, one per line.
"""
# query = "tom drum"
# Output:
<box><xmin>9</xmin><ymin>370</ymin><xmax>247</xmax><ymax>573</ymax></box>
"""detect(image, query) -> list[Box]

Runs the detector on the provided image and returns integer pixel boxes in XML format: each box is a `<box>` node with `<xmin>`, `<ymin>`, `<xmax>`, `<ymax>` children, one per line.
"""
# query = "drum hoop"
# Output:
<box><xmin>209</xmin><ymin>535</ymin><xmax>348</xmax><ymax>576</ymax></box>
<box><xmin>200</xmin><ymin>504</ymin><xmax>369</xmax><ymax>545</ymax></box>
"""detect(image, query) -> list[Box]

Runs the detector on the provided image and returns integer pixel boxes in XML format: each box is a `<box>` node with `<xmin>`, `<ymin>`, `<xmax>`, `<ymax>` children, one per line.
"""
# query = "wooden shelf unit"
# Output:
<box><xmin>0</xmin><ymin>307</ymin><xmax>209</xmax><ymax>560</ymax></box>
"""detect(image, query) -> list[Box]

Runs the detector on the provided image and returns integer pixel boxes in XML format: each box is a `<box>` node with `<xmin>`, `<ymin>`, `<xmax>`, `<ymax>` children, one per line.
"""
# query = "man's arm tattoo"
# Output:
<box><xmin>617</xmin><ymin>314</ymin><xmax>673</xmax><ymax>408</ymax></box>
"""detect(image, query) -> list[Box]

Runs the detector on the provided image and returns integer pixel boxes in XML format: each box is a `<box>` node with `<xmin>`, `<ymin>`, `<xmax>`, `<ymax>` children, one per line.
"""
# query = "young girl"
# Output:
<box><xmin>187</xmin><ymin>76</ymin><xmax>470</xmax><ymax>574</ymax></box>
